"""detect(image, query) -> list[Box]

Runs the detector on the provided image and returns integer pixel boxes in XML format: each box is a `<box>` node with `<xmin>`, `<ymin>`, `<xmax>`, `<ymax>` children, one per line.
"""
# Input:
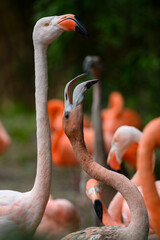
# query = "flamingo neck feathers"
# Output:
<box><xmin>31</xmin><ymin>42</ymin><xmax>52</xmax><ymax>213</ymax></box>
<box><xmin>64</xmin><ymin>104</ymin><xmax>149</xmax><ymax>239</ymax></box>
<box><xmin>137</xmin><ymin>118</ymin><xmax>160</xmax><ymax>236</ymax></box>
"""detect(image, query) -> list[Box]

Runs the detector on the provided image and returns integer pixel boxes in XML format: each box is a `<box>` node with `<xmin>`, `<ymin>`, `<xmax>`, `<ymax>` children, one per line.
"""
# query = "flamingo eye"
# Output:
<box><xmin>45</xmin><ymin>22</ymin><xmax>49</xmax><ymax>27</ymax></box>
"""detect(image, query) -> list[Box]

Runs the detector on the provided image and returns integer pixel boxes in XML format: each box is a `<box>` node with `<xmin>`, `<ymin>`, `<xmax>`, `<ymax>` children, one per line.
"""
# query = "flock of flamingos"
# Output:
<box><xmin>0</xmin><ymin>13</ymin><xmax>160</xmax><ymax>240</ymax></box>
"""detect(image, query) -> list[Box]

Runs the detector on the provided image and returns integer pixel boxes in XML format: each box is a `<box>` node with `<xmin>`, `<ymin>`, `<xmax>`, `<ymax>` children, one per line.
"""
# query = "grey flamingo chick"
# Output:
<box><xmin>61</xmin><ymin>74</ymin><xmax>149</xmax><ymax>240</ymax></box>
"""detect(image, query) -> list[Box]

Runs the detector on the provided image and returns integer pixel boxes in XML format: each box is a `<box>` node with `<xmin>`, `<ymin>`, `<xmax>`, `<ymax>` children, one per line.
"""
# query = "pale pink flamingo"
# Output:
<box><xmin>0</xmin><ymin>121</ymin><xmax>11</xmax><ymax>155</ymax></box>
<box><xmin>0</xmin><ymin>14</ymin><xmax>87</xmax><ymax>236</ymax></box>
<box><xmin>36</xmin><ymin>196</ymin><xmax>82</xmax><ymax>239</ymax></box>
<box><xmin>61</xmin><ymin>74</ymin><xmax>149</xmax><ymax>239</ymax></box>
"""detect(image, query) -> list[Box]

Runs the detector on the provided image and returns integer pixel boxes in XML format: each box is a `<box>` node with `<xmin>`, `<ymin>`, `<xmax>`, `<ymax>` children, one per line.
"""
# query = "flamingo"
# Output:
<box><xmin>0</xmin><ymin>121</ymin><xmax>11</xmax><ymax>155</ymax></box>
<box><xmin>83</xmin><ymin>55</ymin><xmax>142</xmax><ymax>161</ymax></box>
<box><xmin>86</xmin><ymin>178</ymin><xmax>124</xmax><ymax>227</ymax></box>
<box><xmin>102</xmin><ymin>91</ymin><xmax>142</xmax><ymax>148</ymax></box>
<box><xmin>82</xmin><ymin>56</ymin><xmax>115</xmax><ymax>216</ymax></box>
<box><xmin>0</xmin><ymin>14</ymin><xmax>87</xmax><ymax>236</ymax></box>
<box><xmin>107</xmin><ymin>125</ymin><xmax>159</xmax><ymax>237</ymax></box>
<box><xmin>61</xmin><ymin>74</ymin><xmax>149</xmax><ymax>239</ymax></box>
<box><xmin>36</xmin><ymin>196</ymin><xmax>82</xmax><ymax>239</ymax></box>
<box><xmin>137</xmin><ymin>117</ymin><xmax>160</xmax><ymax>237</ymax></box>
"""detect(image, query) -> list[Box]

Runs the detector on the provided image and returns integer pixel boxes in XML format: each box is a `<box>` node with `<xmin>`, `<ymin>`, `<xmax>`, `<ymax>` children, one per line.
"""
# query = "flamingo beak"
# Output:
<box><xmin>64</xmin><ymin>73</ymin><xmax>98</xmax><ymax>119</ymax></box>
<box><xmin>93</xmin><ymin>199</ymin><xmax>103</xmax><ymax>222</ymax></box>
<box><xmin>107</xmin><ymin>152</ymin><xmax>121</xmax><ymax>173</ymax></box>
<box><xmin>58</xmin><ymin>14</ymin><xmax>88</xmax><ymax>37</ymax></box>
<box><xmin>86</xmin><ymin>183</ymin><xmax>103</xmax><ymax>222</ymax></box>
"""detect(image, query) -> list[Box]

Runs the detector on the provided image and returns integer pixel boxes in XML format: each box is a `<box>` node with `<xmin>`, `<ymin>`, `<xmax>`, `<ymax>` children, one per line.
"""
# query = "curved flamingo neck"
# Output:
<box><xmin>63</xmin><ymin>105</ymin><xmax>149</xmax><ymax>239</ymax></box>
<box><xmin>31</xmin><ymin>42</ymin><xmax>52</xmax><ymax>214</ymax></box>
<box><xmin>137</xmin><ymin>118</ymin><xmax>160</xmax><ymax>236</ymax></box>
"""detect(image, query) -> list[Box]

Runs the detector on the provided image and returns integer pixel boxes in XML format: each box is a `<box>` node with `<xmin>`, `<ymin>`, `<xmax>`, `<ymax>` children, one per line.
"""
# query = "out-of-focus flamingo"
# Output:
<box><xmin>0</xmin><ymin>121</ymin><xmax>11</xmax><ymax>155</ymax></box>
<box><xmin>102</xmin><ymin>91</ymin><xmax>142</xmax><ymax>152</ymax></box>
<box><xmin>48</xmin><ymin>99</ymin><xmax>92</xmax><ymax>166</ymax></box>
<box><xmin>82</xmin><ymin>56</ymin><xmax>115</xmax><ymax>217</ymax></box>
<box><xmin>137</xmin><ymin>117</ymin><xmax>160</xmax><ymax>237</ymax></box>
<box><xmin>61</xmin><ymin>74</ymin><xmax>149</xmax><ymax>240</ymax></box>
<box><xmin>0</xmin><ymin>14</ymin><xmax>88</xmax><ymax>236</ymax></box>
<box><xmin>36</xmin><ymin>196</ymin><xmax>82</xmax><ymax>239</ymax></box>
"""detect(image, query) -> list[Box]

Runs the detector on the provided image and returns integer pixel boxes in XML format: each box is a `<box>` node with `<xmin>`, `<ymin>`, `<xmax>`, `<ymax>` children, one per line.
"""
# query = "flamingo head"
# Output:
<box><xmin>107</xmin><ymin>126</ymin><xmax>142</xmax><ymax>172</ymax></box>
<box><xmin>83</xmin><ymin>56</ymin><xmax>103</xmax><ymax>78</ymax></box>
<box><xmin>107</xmin><ymin>141</ymin><xmax>121</xmax><ymax>173</ymax></box>
<box><xmin>62</xmin><ymin>73</ymin><xmax>98</xmax><ymax>139</ymax></box>
<box><xmin>86</xmin><ymin>179</ymin><xmax>103</xmax><ymax>222</ymax></box>
<box><xmin>33</xmin><ymin>14</ymin><xmax>88</xmax><ymax>45</ymax></box>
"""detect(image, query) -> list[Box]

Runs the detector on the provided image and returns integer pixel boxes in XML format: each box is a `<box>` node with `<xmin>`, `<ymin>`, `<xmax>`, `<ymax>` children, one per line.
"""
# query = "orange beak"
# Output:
<box><xmin>107</xmin><ymin>152</ymin><xmax>121</xmax><ymax>172</ymax></box>
<box><xmin>58</xmin><ymin>14</ymin><xmax>88</xmax><ymax>37</ymax></box>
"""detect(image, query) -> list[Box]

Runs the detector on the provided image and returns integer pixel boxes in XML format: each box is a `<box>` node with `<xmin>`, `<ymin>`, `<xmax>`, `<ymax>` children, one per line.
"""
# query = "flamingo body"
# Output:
<box><xmin>0</xmin><ymin>14</ymin><xmax>87</xmax><ymax>236</ymax></box>
<box><xmin>36</xmin><ymin>197</ymin><xmax>82</xmax><ymax>238</ymax></box>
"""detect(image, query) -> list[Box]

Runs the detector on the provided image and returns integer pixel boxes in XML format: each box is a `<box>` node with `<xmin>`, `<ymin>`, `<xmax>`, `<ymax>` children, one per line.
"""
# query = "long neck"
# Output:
<box><xmin>67</xmin><ymin>105</ymin><xmax>149</xmax><ymax>239</ymax></box>
<box><xmin>137</xmin><ymin>118</ymin><xmax>160</xmax><ymax>236</ymax></box>
<box><xmin>92</xmin><ymin>77</ymin><xmax>106</xmax><ymax>166</ymax></box>
<box><xmin>31</xmin><ymin>42</ymin><xmax>52</xmax><ymax>215</ymax></box>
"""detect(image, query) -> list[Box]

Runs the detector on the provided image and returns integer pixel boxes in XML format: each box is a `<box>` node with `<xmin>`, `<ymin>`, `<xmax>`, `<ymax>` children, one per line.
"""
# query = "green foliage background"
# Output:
<box><xmin>33</xmin><ymin>0</ymin><xmax>160</xmax><ymax>125</ymax></box>
<box><xmin>0</xmin><ymin>0</ymin><xmax>160</xmax><ymax>125</ymax></box>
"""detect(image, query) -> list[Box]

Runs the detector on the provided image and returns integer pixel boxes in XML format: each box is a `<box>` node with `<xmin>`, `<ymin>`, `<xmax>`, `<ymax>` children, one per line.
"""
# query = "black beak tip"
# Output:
<box><xmin>74</xmin><ymin>16</ymin><xmax>88</xmax><ymax>37</ymax></box>
<box><xmin>93</xmin><ymin>199</ymin><xmax>103</xmax><ymax>222</ymax></box>
<box><xmin>107</xmin><ymin>164</ymin><xmax>121</xmax><ymax>174</ymax></box>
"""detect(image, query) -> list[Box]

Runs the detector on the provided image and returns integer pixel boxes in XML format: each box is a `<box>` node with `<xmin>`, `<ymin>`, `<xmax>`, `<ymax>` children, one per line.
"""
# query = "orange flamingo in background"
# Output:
<box><xmin>36</xmin><ymin>196</ymin><xmax>82</xmax><ymax>238</ymax></box>
<box><xmin>48</xmin><ymin>98</ymin><xmax>92</xmax><ymax>166</ymax></box>
<box><xmin>0</xmin><ymin>121</ymin><xmax>11</xmax><ymax>155</ymax></box>
<box><xmin>137</xmin><ymin>117</ymin><xmax>160</xmax><ymax>237</ymax></box>
<box><xmin>102</xmin><ymin>91</ymin><xmax>142</xmax><ymax>152</ymax></box>
<box><xmin>61</xmin><ymin>74</ymin><xmax>149</xmax><ymax>239</ymax></box>
<box><xmin>0</xmin><ymin>14</ymin><xmax>87</xmax><ymax>236</ymax></box>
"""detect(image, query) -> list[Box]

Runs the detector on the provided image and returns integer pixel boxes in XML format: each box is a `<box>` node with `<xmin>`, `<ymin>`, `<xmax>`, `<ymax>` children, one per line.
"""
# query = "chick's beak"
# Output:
<box><xmin>58</xmin><ymin>14</ymin><xmax>88</xmax><ymax>37</ymax></box>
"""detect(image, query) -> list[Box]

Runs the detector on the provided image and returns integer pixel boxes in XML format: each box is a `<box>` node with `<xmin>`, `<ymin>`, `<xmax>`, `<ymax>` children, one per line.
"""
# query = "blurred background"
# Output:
<box><xmin>0</xmin><ymin>0</ymin><xmax>160</xmax><ymax>237</ymax></box>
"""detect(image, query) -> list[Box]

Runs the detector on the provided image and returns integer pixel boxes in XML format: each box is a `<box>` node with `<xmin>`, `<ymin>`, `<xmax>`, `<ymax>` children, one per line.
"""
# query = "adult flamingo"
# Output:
<box><xmin>36</xmin><ymin>196</ymin><xmax>82</xmax><ymax>238</ymax></box>
<box><xmin>107</xmin><ymin>125</ymin><xmax>159</xmax><ymax>237</ymax></box>
<box><xmin>61</xmin><ymin>74</ymin><xmax>149</xmax><ymax>239</ymax></box>
<box><xmin>137</xmin><ymin>117</ymin><xmax>160</xmax><ymax>237</ymax></box>
<box><xmin>0</xmin><ymin>121</ymin><xmax>11</xmax><ymax>155</ymax></box>
<box><xmin>107</xmin><ymin>126</ymin><xmax>142</xmax><ymax>177</ymax></box>
<box><xmin>0</xmin><ymin>14</ymin><xmax>87</xmax><ymax>236</ymax></box>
